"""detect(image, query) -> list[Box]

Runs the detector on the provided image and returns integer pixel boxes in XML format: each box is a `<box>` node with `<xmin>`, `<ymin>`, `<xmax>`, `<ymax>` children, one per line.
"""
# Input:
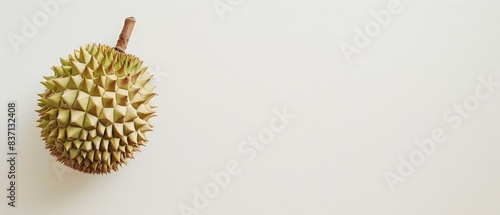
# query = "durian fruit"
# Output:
<box><xmin>36</xmin><ymin>17</ymin><xmax>157</xmax><ymax>174</ymax></box>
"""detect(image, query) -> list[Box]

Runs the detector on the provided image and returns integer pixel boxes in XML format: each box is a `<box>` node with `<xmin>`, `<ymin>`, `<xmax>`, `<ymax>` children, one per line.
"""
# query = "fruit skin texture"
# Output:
<box><xmin>37</xmin><ymin>44</ymin><xmax>156</xmax><ymax>174</ymax></box>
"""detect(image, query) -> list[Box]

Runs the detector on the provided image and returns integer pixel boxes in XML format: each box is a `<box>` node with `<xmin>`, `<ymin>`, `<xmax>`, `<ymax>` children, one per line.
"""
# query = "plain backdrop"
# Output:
<box><xmin>1</xmin><ymin>0</ymin><xmax>500</xmax><ymax>214</ymax></box>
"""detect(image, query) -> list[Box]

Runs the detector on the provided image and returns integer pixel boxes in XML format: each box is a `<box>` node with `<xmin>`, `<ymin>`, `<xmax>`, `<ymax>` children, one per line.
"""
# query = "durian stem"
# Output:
<box><xmin>115</xmin><ymin>17</ymin><xmax>136</xmax><ymax>53</ymax></box>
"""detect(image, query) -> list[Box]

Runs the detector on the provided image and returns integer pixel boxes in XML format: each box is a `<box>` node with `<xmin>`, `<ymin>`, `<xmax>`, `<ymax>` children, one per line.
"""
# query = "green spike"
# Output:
<box><xmin>62</xmin><ymin>66</ymin><xmax>73</xmax><ymax>76</ymax></box>
<box><xmin>56</xmin><ymin>109</ymin><xmax>70</xmax><ymax>127</ymax></box>
<box><xmin>63</xmin><ymin>141</ymin><xmax>72</xmax><ymax>151</ymax></box>
<box><xmin>73</xmin><ymin>139</ymin><xmax>83</xmax><ymax>148</ymax></box>
<box><xmin>81</xmin><ymin>67</ymin><xmax>94</xmax><ymax>79</ymax></box>
<box><xmin>98</xmin><ymin>108</ymin><xmax>113</xmax><ymax>126</ymax></box>
<box><xmin>79</xmin><ymin>80</ymin><xmax>94</xmax><ymax>94</ymax></box>
<box><xmin>110</xmin><ymin>138</ymin><xmax>120</xmax><ymax>152</ymax></box>
<box><xmin>66</xmin><ymin>126</ymin><xmax>82</xmax><ymax>141</ymax></box>
<box><xmin>76</xmin><ymin>155</ymin><xmax>84</xmax><ymax>164</ymax></box>
<box><xmin>94</xmin><ymin>64</ymin><xmax>106</xmax><ymax>77</ymax></box>
<box><xmin>94</xmin><ymin>75</ymin><xmax>106</xmax><ymax>88</ymax></box>
<box><xmin>102</xmin><ymin>96</ymin><xmax>114</xmax><ymax>108</ymax></box>
<box><xmin>123</xmin><ymin>122</ymin><xmax>135</xmax><ymax>135</ymax></box>
<box><xmin>104</xmin><ymin>77</ymin><xmax>117</xmax><ymax>91</ymax></box>
<box><xmin>92</xmin><ymin>136</ymin><xmax>102</xmax><ymax>150</ymax></box>
<box><xmin>71</xmin><ymin>61</ymin><xmax>87</xmax><ymax>74</ymax></box>
<box><xmin>60</xmin><ymin>58</ymin><xmax>71</xmax><ymax>66</ymax></box>
<box><xmin>83</xmin><ymin>114</ymin><xmax>98</xmax><ymax>130</ymax></box>
<box><xmin>87</xmin><ymin>150</ymin><xmax>95</xmax><ymax>161</ymax></box>
<box><xmin>57</xmin><ymin>128</ymin><xmax>66</xmax><ymax>143</ymax></box>
<box><xmin>69</xmin><ymin>110</ymin><xmax>85</xmax><ymax>127</ymax></box>
<box><xmin>67</xmin><ymin>76</ymin><xmax>83</xmax><ymax>89</ymax></box>
<box><xmin>52</xmin><ymin>66</ymin><xmax>65</xmax><ymax>76</ymax></box>
<box><xmin>114</xmin><ymin>105</ymin><xmax>126</xmax><ymax>122</ymax></box>
<box><xmin>53</xmin><ymin>77</ymin><xmax>70</xmax><ymax>91</ymax></box>
<box><xmin>69</xmin><ymin>148</ymin><xmax>80</xmax><ymax>160</ymax></box>
<box><xmin>87</xmin><ymin>96</ymin><xmax>103</xmax><ymax>116</ymax></box>
<box><xmin>89</xmin><ymin>85</ymin><xmax>104</xmax><ymax>97</ymax></box>
<box><xmin>116</xmin><ymin>90</ymin><xmax>128</xmax><ymax>106</ymax></box>
<box><xmin>128</xmin><ymin>131</ymin><xmax>137</xmax><ymax>145</ymax></box>
<box><xmin>47</xmin><ymin>92</ymin><xmax>63</xmax><ymax>106</ymax></box>
<box><xmin>87</xmin><ymin>57</ymin><xmax>99</xmax><ymax>70</ymax></box>
<box><xmin>124</xmin><ymin>105</ymin><xmax>137</xmax><ymax>122</ymax></box>
<box><xmin>102</xmin><ymin>151</ymin><xmax>110</xmax><ymax>162</ymax></box>
<box><xmin>79</xmin><ymin>47</ymin><xmax>92</xmax><ymax>63</ymax></box>
<box><xmin>100</xmin><ymin>139</ymin><xmax>109</xmax><ymax>151</ymax></box>
<box><xmin>41</xmin><ymin>80</ymin><xmax>57</xmax><ymax>92</ymax></box>
<box><xmin>81</xmin><ymin>141</ymin><xmax>92</xmax><ymax>151</ymax></box>
<box><xmin>61</xmin><ymin>89</ymin><xmax>78</xmax><ymax>107</ymax></box>
<box><xmin>112</xmin><ymin>151</ymin><xmax>121</xmax><ymax>163</ymax></box>
<box><xmin>116</xmin><ymin>66</ymin><xmax>127</xmax><ymax>78</ymax></box>
<box><xmin>73</xmin><ymin>96</ymin><xmax>90</xmax><ymax>112</ymax></box>
<box><xmin>112</xmin><ymin>123</ymin><xmax>124</xmax><ymax>137</ymax></box>
<box><xmin>89</xmin><ymin>44</ymin><xmax>98</xmax><ymax>55</ymax></box>
<box><xmin>117</xmin><ymin>76</ymin><xmax>130</xmax><ymax>89</ymax></box>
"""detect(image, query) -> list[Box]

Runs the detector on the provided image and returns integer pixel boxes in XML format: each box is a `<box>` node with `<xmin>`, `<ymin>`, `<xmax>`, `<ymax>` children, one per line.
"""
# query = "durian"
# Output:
<box><xmin>36</xmin><ymin>17</ymin><xmax>157</xmax><ymax>174</ymax></box>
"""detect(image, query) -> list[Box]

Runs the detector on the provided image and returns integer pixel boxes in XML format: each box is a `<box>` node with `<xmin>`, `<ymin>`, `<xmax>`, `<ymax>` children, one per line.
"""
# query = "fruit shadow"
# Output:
<box><xmin>26</xmin><ymin>134</ymin><xmax>120</xmax><ymax>212</ymax></box>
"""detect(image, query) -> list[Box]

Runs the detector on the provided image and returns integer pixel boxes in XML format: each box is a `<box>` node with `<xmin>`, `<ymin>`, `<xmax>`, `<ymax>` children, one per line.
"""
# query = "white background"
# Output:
<box><xmin>1</xmin><ymin>0</ymin><xmax>500</xmax><ymax>214</ymax></box>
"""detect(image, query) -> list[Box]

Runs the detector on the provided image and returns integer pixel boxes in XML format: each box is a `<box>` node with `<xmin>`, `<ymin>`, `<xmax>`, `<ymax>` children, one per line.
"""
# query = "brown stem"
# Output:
<box><xmin>115</xmin><ymin>17</ymin><xmax>136</xmax><ymax>53</ymax></box>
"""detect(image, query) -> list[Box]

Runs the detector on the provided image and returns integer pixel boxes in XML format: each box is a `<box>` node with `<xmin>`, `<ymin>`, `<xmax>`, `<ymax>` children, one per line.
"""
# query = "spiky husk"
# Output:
<box><xmin>37</xmin><ymin>44</ymin><xmax>156</xmax><ymax>174</ymax></box>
